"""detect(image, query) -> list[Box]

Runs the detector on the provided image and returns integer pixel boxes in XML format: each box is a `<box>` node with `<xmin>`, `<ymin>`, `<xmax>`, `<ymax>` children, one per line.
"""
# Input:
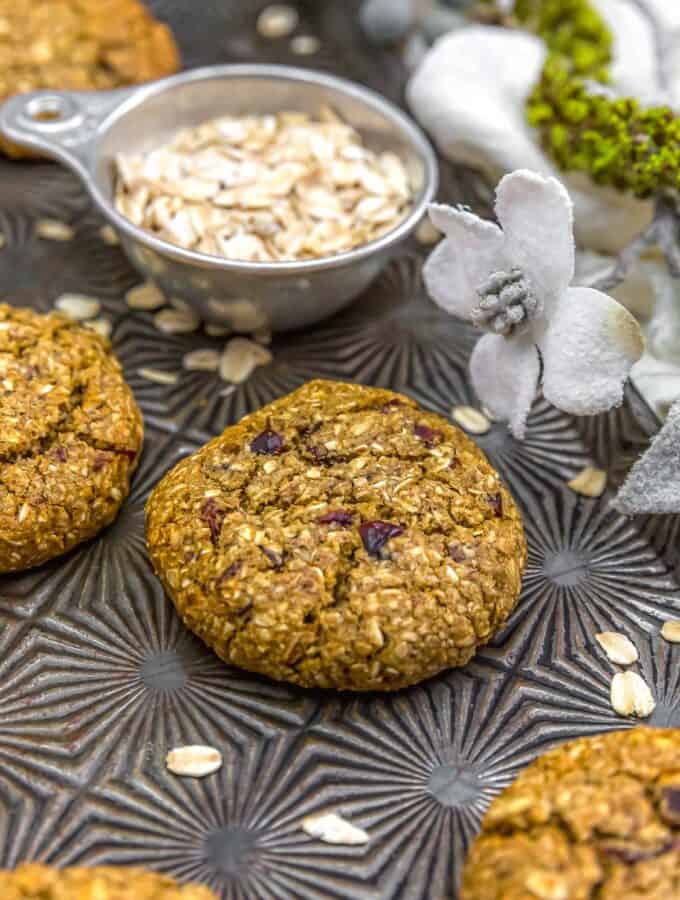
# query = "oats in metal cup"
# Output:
<box><xmin>114</xmin><ymin>108</ymin><xmax>415</xmax><ymax>262</ymax></box>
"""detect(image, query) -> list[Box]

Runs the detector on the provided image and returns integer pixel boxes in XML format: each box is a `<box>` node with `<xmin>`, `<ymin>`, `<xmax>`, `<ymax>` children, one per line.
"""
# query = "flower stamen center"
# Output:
<box><xmin>472</xmin><ymin>267</ymin><xmax>538</xmax><ymax>337</ymax></box>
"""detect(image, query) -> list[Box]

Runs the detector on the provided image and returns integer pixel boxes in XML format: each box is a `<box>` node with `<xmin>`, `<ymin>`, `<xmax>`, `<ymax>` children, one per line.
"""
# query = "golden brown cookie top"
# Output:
<box><xmin>0</xmin><ymin>304</ymin><xmax>140</xmax><ymax>459</ymax></box>
<box><xmin>0</xmin><ymin>863</ymin><xmax>216</xmax><ymax>899</ymax></box>
<box><xmin>146</xmin><ymin>380</ymin><xmax>526</xmax><ymax>690</ymax></box>
<box><xmin>0</xmin><ymin>303</ymin><xmax>143</xmax><ymax>572</ymax></box>
<box><xmin>461</xmin><ymin>727</ymin><xmax>680</xmax><ymax>900</ymax></box>
<box><xmin>0</xmin><ymin>0</ymin><xmax>179</xmax><ymax>100</ymax></box>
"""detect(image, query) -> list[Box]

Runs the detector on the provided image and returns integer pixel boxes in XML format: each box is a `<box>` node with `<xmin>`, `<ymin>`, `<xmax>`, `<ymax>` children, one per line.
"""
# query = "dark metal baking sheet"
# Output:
<box><xmin>0</xmin><ymin>3</ymin><xmax>678</xmax><ymax>898</ymax></box>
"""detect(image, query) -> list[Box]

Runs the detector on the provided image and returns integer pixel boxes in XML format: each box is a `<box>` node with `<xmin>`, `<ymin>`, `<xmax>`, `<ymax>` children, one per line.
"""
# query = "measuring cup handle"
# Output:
<box><xmin>0</xmin><ymin>87</ymin><xmax>136</xmax><ymax>176</ymax></box>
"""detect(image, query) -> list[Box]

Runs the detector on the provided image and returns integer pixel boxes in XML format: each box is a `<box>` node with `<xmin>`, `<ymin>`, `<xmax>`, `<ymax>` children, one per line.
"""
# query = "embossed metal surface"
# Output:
<box><xmin>0</xmin><ymin>3</ymin><xmax>678</xmax><ymax>899</ymax></box>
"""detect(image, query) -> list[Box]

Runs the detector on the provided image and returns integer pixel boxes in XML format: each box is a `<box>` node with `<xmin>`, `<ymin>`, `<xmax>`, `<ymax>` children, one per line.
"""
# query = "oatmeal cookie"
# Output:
<box><xmin>146</xmin><ymin>380</ymin><xmax>526</xmax><ymax>691</ymax></box>
<box><xmin>0</xmin><ymin>0</ymin><xmax>179</xmax><ymax>158</ymax></box>
<box><xmin>0</xmin><ymin>303</ymin><xmax>143</xmax><ymax>573</ymax></box>
<box><xmin>0</xmin><ymin>863</ymin><xmax>215</xmax><ymax>899</ymax></box>
<box><xmin>461</xmin><ymin>727</ymin><xmax>680</xmax><ymax>900</ymax></box>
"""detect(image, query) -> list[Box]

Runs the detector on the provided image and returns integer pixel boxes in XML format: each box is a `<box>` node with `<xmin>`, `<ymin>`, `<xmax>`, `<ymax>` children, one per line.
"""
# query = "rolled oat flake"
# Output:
<box><xmin>301</xmin><ymin>811</ymin><xmax>369</xmax><ymax>845</ymax></box>
<box><xmin>166</xmin><ymin>744</ymin><xmax>223</xmax><ymax>777</ymax></box>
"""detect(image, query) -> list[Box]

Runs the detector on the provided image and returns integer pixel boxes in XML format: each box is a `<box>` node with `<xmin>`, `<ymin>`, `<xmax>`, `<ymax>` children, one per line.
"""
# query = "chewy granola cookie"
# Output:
<box><xmin>0</xmin><ymin>863</ymin><xmax>215</xmax><ymax>899</ymax></box>
<box><xmin>146</xmin><ymin>380</ymin><xmax>526</xmax><ymax>691</ymax></box>
<box><xmin>461</xmin><ymin>727</ymin><xmax>680</xmax><ymax>900</ymax></box>
<box><xmin>0</xmin><ymin>303</ymin><xmax>143</xmax><ymax>573</ymax></box>
<box><xmin>0</xmin><ymin>0</ymin><xmax>179</xmax><ymax>158</ymax></box>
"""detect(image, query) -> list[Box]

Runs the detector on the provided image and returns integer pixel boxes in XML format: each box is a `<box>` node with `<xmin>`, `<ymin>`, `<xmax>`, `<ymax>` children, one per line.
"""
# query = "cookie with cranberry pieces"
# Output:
<box><xmin>145</xmin><ymin>380</ymin><xmax>525</xmax><ymax>691</ymax></box>
<box><xmin>461</xmin><ymin>727</ymin><xmax>680</xmax><ymax>900</ymax></box>
<box><xmin>0</xmin><ymin>303</ymin><xmax>143</xmax><ymax>572</ymax></box>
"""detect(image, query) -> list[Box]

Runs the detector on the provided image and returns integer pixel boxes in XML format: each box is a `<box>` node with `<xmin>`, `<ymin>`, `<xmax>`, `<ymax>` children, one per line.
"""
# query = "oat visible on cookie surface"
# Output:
<box><xmin>0</xmin><ymin>0</ymin><xmax>179</xmax><ymax>157</ymax></box>
<box><xmin>0</xmin><ymin>303</ymin><xmax>143</xmax><ymax>573</ymax></box>
<box><xmin>0</xmin><ymin>863</ymin><xmax>216</xmax><ymax>899</ymax></box>
<box><xmin>146</xmin><ymin>380</ymin><xmax>526</xmax><ymax>691</ymax></box>
<box><xmin>461</xmin><ymin>727</ymin><xmax>680</xmax><ymax>900</ymax></box>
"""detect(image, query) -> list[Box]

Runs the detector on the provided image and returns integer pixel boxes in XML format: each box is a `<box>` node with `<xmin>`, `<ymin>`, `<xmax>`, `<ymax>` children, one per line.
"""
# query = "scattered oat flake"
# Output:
<box><xmin>99</xmin><ymin>224</ymin><xmax>120</xmax><ymax>246</ymax></box>
<box><xmin>219</xmin><ymin>337</ymin><xmax>272</xmax><ymax>383</ymax></box>
<box><xmin>54</xmin><ymin>294</ymin><xmax>101</xmax><ymax>321</ymax></box>
<box><xmin>301</xmin><ymin>812</ymin><xmax>369</xmax><ymax>845</ymax></box>
<box><xmin>257</xmin><ymin>4</ymin><xmax>299</xmax><ymax>38</ymax></box>
<box><xmin>661</xmin><ymin>620</ymin><xmax>680</xmax><ymax>643</ymax></box>
<box><xmin>451</xmin><ymin>405</ymin><xmax>491</xmax><ymax>435</ymax></box>
<box><xmin>166</xmin><ymin>745</ymin><xmax>223</xmax><ymax>778</ymax></box>
<box><xmin>415</xmin><ymin>217</ymin><xmax>441</xmax><ymax>245</ymax></box>
<box><xmin>138</xmin><ymin>367</ymin><xmax>179</xmax><ymax>385</ymax></box>
<box><xmin>610</xmin><ymin>671</ymin><xmax>655</xmax><ymax>718</ymax></box>
<box><xmin>154</xmin><ymin>307</ymin><xmax>201</xmax><ymax>334</ymax></box>
<box><xmin>568</xmin><ymin>466</ymin><xmax>607</xmax><ymax>498</ymax></box>
<box><xmin>206</xmin><ymin>322</ymin><xmax>232</xmax><ymax>337</ymax></box>
<box><xmin>183</xmin><ymin>348</ymin><xmax>221</xmax><ymax>371</ymax></box>
<box><xmin>126</xmin><ymin>281</ymin><xmax>167</xmax><ymax>311</ymax></box>
<box><xmin>595</xmin><ymin>632</ymin><xmax>638</xmax><ymax>665</ymax></box>
<box><xmin>35</xmin><ymin>219</ymin><xmax>74</xmax><ymax>241</ymax></box>
<box><xmin>290</xmin><ymin>34</ymin><xmax>321</xmax><ymax>54</ymax></box>
<box><xmin>85</xmin><ymin>317</ymin><xmax>112</xmax><ymax>339</ymax></box>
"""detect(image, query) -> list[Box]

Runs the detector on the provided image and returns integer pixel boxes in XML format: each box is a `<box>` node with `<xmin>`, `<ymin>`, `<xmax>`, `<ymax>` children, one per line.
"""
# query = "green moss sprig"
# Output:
<box><xmin>483</xmin><ymin>0</ymin><xmax>680</xmax><ymax>198</ymax></box>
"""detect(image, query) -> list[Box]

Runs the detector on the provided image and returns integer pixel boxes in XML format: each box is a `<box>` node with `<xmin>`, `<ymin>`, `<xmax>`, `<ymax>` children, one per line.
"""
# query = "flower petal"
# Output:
<box><xmin>540</xmin><ymin>286</ymin><xmax>644</xmax><ymax>416</ymax></box>
<box><xmin>469</xmin><ymin>333</ymin><xmax>540</xmax><ymax>439</ymax></box>
<box><xmin>495</xmin><ymin>170</ymin><xmax>575</xmax><ymax>315</ymax></box>
<box><xmin>423</xmin><ymin>204</ymin><xmax>504</xmax><ymax>320</ymax></box>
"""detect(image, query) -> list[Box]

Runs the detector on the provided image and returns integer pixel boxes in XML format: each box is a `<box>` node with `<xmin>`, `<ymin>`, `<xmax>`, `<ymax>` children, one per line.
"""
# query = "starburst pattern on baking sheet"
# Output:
<box><xmin>481</xmin><ymin>487</ymin><xmax>680</xmax><ymax>667</ymax></box>
<box><xmin>0</xmin><ymin>3</ymin><xmax>677</xmax><ymax>897</ymax></box>
<box><xmin>0</xmin><ymin>590</ymin><xmax>317</xmax><ymax>787</ymax></box>
<box><xmin>51</xmin><ymin>733</ymin><xmax>372</xmax><ymax>899</ymax></box>
<box><xmin>0</xmin><ymin>209</ymin><xmax>137</xmax><ymax>313</ymax></box>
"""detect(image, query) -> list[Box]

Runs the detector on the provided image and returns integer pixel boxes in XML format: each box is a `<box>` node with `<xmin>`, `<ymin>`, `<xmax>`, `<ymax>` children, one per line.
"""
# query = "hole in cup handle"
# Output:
<box><xmin>0</xmin><ymin>86</ymin><xmax>135</xmax><ymax>173</ymax></box>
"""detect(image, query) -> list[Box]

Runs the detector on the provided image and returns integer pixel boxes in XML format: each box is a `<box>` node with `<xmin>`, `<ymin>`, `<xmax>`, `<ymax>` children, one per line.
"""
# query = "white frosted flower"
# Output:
<box><xmin>424</xmin><ymin>170</ymin><xmax>644</xmax><ymax>439</ymax></box>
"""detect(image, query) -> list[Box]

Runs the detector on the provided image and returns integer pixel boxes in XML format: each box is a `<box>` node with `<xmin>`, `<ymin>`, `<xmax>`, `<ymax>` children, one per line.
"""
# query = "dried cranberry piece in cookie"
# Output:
<box><xmin>359</xmin><ymin>521</ymin><xmax>405</xmax><ymax>557</ymax></box>
<box><xmin>414</xmin><ymin>424</ymin><xmax>441</xmax><ymax>447</ymax></box>
<box><xmin>448</xmin><ymin>544</ymin><xmax>466</xmax><ymax>562</ymax></box>
<box><xmin>318</xmin><ymin>509</ymin><xmax>353</xmax><ymax>526</ymax></box>
<box><xmin>381</xmin><ymin>398</ymin><xmax>406</xmax><ymax>412</ymax></box>
<box><xmin>261</xmin><ymin>546</ymin><xmax>284</xmax><ymax>569</ymax></box>
<box><xmin>601</xmin><ymin>840</ymin><xmax>673</xmax><ymax>863</ymax></box>
<box><xmin>202</xmin><ymin>498</ymin><xmax>225</xmax><ymax>545</ymax></box>
<box><xmin>115</xmin><ymin>447</ymin><xmax>138</xmax><ymax>463</ymax></box>
<box><xmin>93</xmin><ymin>451</ymin><xmax>109</xmax><ymax>472</ymax></box>
<box><xmin>660</xmin><ymin>787</ymin><xmax>680</xmax><ymax>825</ymax></box>
<box><xmin>53</xmin><ymin>446</ymin><xmax>68</xmax><ymax>462</ymax></box>
<box><xmin>221</xmin><ymin>560</ymin><xmax>242</xmax><ymax>580</ymax></box>
<box><xmin>250</xmin><ymin>430</ymin><xmax>285</xmax><ymax>454</ymax></box>
<box><xmin>307</xmin><ymin>443</ymin><xmax>328</xmax><ymax>463</ymax></box>
<box><xmin>487</xmin><ymin>492</ymin><xmax>503</xmax><ymax>517</ymax></box>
